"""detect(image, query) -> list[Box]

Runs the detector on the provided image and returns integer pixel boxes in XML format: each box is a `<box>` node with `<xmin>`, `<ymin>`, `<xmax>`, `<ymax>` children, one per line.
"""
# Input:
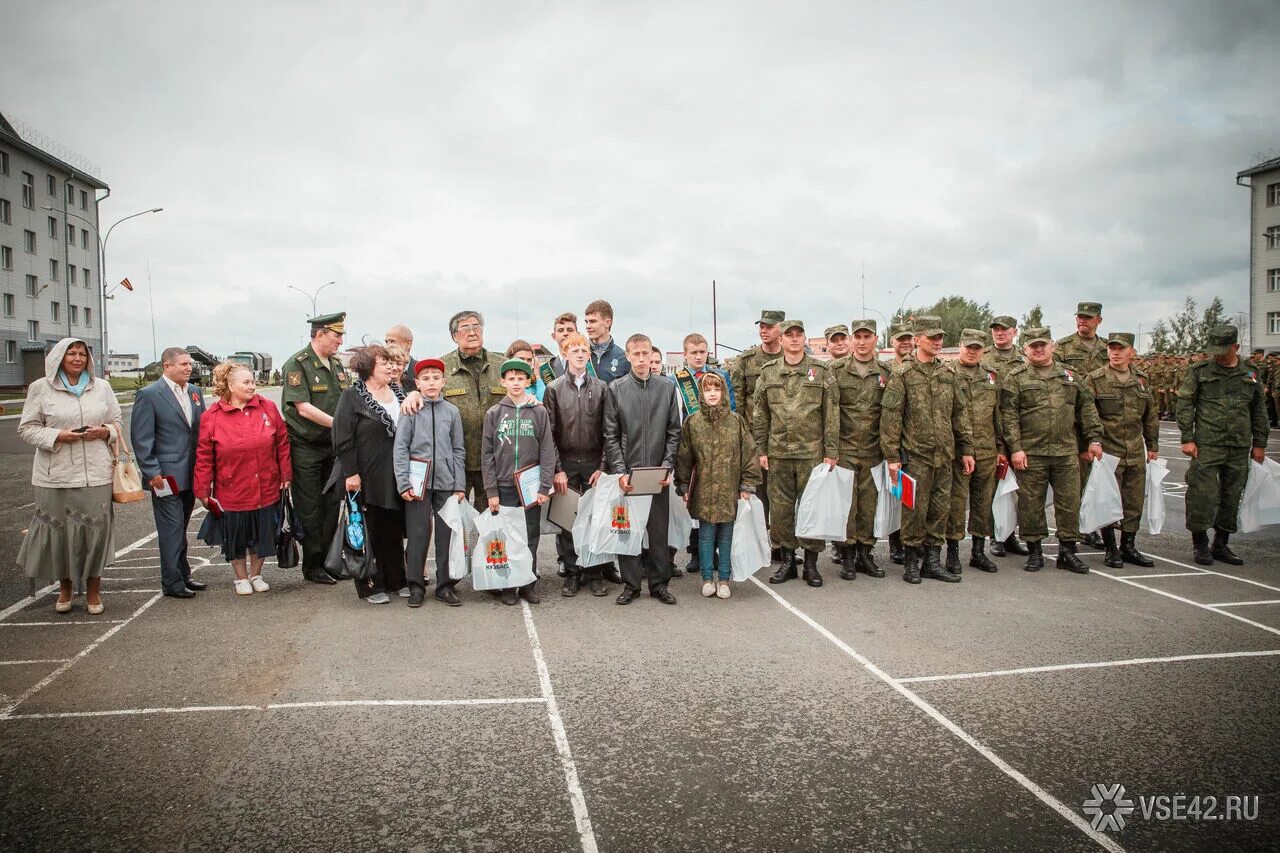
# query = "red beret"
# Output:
<box><xmin>414</xmin><ymin>358</ymin><xmax>446</xmax><ymax>376</ymax></box>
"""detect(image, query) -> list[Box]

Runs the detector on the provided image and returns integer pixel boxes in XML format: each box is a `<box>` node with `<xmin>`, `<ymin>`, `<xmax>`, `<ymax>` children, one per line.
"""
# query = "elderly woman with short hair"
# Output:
<box><xmin>332</xmin><ymin>344</ymin><xmax>408</xmax><ymax>604</ymax></box>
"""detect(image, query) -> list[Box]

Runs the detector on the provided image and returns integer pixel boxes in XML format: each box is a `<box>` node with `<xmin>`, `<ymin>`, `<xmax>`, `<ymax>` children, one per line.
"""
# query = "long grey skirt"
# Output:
<box><xmin>17</xmin><ymin>485</ymin><xmax>116</xmax><ymax>584</ymax></box>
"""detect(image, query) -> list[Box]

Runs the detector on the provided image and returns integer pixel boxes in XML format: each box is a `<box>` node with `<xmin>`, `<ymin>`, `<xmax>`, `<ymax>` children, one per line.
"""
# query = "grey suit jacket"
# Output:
<box><xmin>130</xmin><ymin>379</ymin><xmax>206</xmax><ymax>492</ymax></box>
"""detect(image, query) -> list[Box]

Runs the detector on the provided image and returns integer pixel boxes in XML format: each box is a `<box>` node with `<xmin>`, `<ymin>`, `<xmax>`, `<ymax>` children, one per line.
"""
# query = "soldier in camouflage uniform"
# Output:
<box><xmin>1176</xmin><ymin>326</ymin><xmax>1269</xmax><ymax>566</ymax></box>
<box><xmin>752</xmin><ymin>319</ymin><xmax>839</xmax><ymax>587</ymax></box>
<box><xmin>830</xmin><ymin>319</ymin><xmax>892</xmax><ymax>580</ymax></box>
<box><xmin>731</xmin><ymin>309</ymin><xmax>786</xmax><ymax>558</ymax></box>
<box><xmin>281</xmin><ymin>311</ymin><xmax>351</xmax><ymax>584</ymax></box>
<box><xmin>880</xmin><ymin>316</ymin><xmax>975</xmax><ymax>585</ymax></box>
<box><xmin>1001</xmin><ymin>327</ymin><xmax>1103</xmax><ymax>573</ymax></box>
<box><xmin>946</xmin><ymin>329</ymin><xmax>1004</xmax><ymax>573</ymax></box>
<box><xmin>983</xmin><ymin>314</ymin><xmax>1029</xmax><ymax>558</ymax></box>
<box><xmin>1083</xmin><ymin>333</ymin><xmax>1160</xmax><ymax>568</ymax></box>
<box><xmin>883</xmin><ymin>322</ymin><xmax>915</xmax><ymax>565</ymax></box>
<box><xmin>1055</xmin><ymin>301</ymin><xmax>1109</xmax><ymax>549</ymax></box>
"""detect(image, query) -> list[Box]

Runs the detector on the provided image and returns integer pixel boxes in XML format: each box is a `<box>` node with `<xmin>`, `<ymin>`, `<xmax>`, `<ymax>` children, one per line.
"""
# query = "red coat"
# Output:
<box><xmin>193</xmin><ymin>395</ymin><xmax>292</xmax><ymax>510</ymax></box>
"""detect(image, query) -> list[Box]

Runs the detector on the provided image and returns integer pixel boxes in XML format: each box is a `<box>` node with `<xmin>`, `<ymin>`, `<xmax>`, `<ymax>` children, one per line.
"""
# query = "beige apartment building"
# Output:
<box><xmin>1238</xmin><ymin>155</ymin><xmax>1280</xmax><ymax>352</ymax></box>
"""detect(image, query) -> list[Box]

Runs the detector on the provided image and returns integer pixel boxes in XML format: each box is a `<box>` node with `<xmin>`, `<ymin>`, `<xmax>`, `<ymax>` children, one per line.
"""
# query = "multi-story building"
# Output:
<box><xmin>0</xmin><ymin>111</ymin><xmax>108</xmax><ymax>388</ymax></box>
<box><xmin>105</xmin><ymin>352</ymin><xmax>140</xmax><ymax>374</ymax></box>
<box><xmin>1238</xmin><ymin>155</ymin><xmax>1280</xmax><ymax>352</ymax></box>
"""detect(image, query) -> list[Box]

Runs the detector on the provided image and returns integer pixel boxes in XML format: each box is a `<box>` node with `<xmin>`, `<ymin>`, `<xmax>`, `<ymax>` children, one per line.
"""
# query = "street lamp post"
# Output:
<box><xmin>894</xmin><ymin>284</ymin><xmax>921</xmax><ymax>324</ymax></box>
<box><xmin>286</xmin><ymin>281</ymin><xmax>335</xmax><ymax>318</ymax></box>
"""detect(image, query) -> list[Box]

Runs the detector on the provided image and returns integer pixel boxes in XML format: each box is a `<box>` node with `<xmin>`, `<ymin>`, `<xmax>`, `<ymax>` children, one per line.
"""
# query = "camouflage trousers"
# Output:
<box><xmin>1185</xmin><ymin>445</ymin><xmax>1250</xmax><ymax>534</ymax></box>
<box><xmin>1017</xmin><ymin>454</ymin><xmax>1081</xmax><ymax>543</ymax></box>
<box><xmin>1110</xmin><ymin>457</ymin><xmax>1147</xmax><ymax>533</ymax></box>
<box><xmin>839</xmin><ymin>457</ymin><xmax>879</xmax><ymax>546</ymax></box>
<box><xmin>947</xmin><ymin>455</ymin><xmax>998</xmax><ymax>540</ymax></box>
<box><xmin>901</xmin><ymin>459</ymin><xmax>952</xmax><ymax>548</ymax></box>
<box><xmin>767</xmin><ymin>457</ymin><xmax>824</xmax><ymax>552</ymax></box>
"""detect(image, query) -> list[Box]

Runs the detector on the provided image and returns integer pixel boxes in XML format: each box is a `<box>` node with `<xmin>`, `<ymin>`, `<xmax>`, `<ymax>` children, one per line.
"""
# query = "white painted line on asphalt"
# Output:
<box><xmin>0</xmin><ymin>586</ymin><xmax>57</xmax><ymax>622</ymax></box>
<box><xmin>5</xmin><ymin>704</ymin><xmax>260</xmax><ymax>720</ymax></box>
<box><xmin>0</xmin><ymin>593</ymin><xmax>164</xmax><ymax>719</ymax></box>
<box><xmin>0</xmin><ymin>659</ymin><xmax>71</xmax><ymax>666</ymax></box>
<box><xmin>750</xmin><ymin>578</ymin><xmax>1125</xmax><ymax>853</ymax></box>
<box><xmin>0</xmin><ymin>620</ymin><xmax>126</xmax><ymax>627</ymax></box>
<box><xmin>1206</xmin><ymin>599</ymin><xmax>1280</xmax><ymax>608</ymax></box>
<box><xmin>1</xmin><ymin>698</ymin><xmax>549</xmax><ymax>721</ymax></box>
<box><xmin>1093</xmin><ymin>571</ymin><xmax>1280</xmax><ymax>638</ymax></box>
<box><xmin>895</xmin><ymin>649</ymin><xmax>1280</xmax><ymax>684</ymax></box>
<box><xmin>95</xmin><ymin>589</ymin><xmax>164</xmax><ymax>594</ymax></box>
<box><xmin>1145</xmin><ymin>554</ymin><xmax>1280</xmax><ymax>594</ymax></box>
<box><xmin>1118</xmin><ymin>571</ymin><xmax>1208</xmax><ymax>579</ymax></box>
<box><xmin>521</xmin><ymin>601</ymin><xmax>599</xmax><ymax>853</ymax></box>
<box><xmin>17</xmin><ymin>502</ymin><xmax>34</xmax><ymax>510</ymax></box>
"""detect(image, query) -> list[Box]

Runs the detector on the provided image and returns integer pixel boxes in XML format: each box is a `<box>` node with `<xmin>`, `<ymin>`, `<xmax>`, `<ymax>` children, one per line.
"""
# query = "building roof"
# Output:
<box><xmin>0</xmin><ymin>110</ymin><xmax>109</xmax><ymax>190</ymax></box>
<box><xmin>1237</xmin><ymin>156</ymin><xmax>1280</xmax><ymax>180</ymax></box>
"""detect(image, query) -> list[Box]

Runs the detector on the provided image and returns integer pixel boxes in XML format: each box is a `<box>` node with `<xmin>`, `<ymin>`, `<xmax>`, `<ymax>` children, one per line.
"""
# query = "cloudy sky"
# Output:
<box><xmin>4</xmin><ymin>0</ymin><xmax>1278</xmax><ymax>364</ymax></box>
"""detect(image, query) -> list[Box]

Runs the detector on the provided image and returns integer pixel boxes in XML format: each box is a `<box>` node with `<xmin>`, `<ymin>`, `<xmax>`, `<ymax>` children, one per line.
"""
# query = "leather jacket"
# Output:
<box><xmin>543</xmin><ymin>371</ymin><xmax>607</xmax><ymax>471</ymax></box>
<box><xmin>602</xmin><ymin>371</ymin><xmax>682</xmax><ymax>474</ymax></box>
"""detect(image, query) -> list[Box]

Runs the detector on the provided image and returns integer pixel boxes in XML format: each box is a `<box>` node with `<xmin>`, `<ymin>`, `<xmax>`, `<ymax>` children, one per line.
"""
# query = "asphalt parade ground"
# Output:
<box><xmin>1</xmin><ymin>403</ymin><xmax>1279</xmax><ymax>852</ymax></box>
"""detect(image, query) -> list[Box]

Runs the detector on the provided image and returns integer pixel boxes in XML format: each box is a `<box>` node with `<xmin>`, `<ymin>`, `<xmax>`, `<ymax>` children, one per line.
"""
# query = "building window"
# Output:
<box><xmin>83</xmin><ymin>267</ymin><xmax>90</xmax><ymax>287</ymax></box>
<box><xmin>1270</xmin><ymin>183</ymin><xmax>1280</xmax><ymax>207</ymax></box>
<box><xmin>1268</xmin><ymin>226</ymin><xmax>1280</xmax><ymax>250</ymax></box>
<box><xmin>5</xmin><ymin>340</ymin><xmax>15</xmax><ymax>364</ymax></box>
<box><xmin>0</xmin><ymin>150</ymin><xmax>8</xmax><ymax>175</ymax></box>
<box><xmin>80</xmin><ymin>189</ymin><xmax>88</xmax><ymax>210</ymax></box>
<box><xmin>69</xmin><ymin>305</ymin><xmax>79</xmax><ymax>325</ymax></box>
<box><xmin>65</xmin><ymin>182</ymin><xmax>74</xmax><ymax>205</ymax></box>
<box><xmin>84</xmin><ymin>307</ymin><xmax>91</xmax><ymax>326</ymax></box>
<box><xmin>0</xmin><ymin>197</ymin><xmax>9</xmax><ymax>224</ymax></box>
<box><xmin>1270</xmin><ymin>269</ymin><xmax>1280</xmax><ymax>293</ymax></box>
<box><xmin>23</xmin><ymin>230</ymin><xmax>36</xmax><ymax>254</ymax></box>
<box><xmin>21</xmin><ymin>172</ymin><xmax>34</xmax><ymax>209</ymax></box>
<box><xmin>3</xmin><ymin>293</ymin><xmax>13</xmax><ymax>316</ymax></box>
<box><xmin>46</xmin><ymin>174</ymin><xmax>56</xmax><ymax>195</ymax></box>
<box><xmin>0</xmin><ymin>245</ymin><xmax>11</xmax><ymax>270</ymax></box>
<box><xmin>28</xmin><ymin>321</ymin><xmax>39</xmax><ymax>341</ymax></box>
<box><xmin>48</xmin><ymin>216</ymin><xmax>57</xmax><ymax>238</ymax></box>
<box><xmin>81</xmin><ymin>228</ymin><xmax>89</xmax><ymax>248</ymax></box>
<box><xmin>68</xmin><ymin>264</ymin><xmax>76</xmax><ymax>285</ymax></box>
<box><xmin>50</xmin><ymin>259</ymin><xmax>58</xmax><ymax>280</ymax></box>
<box><xmin>66</xmin><ymin>223</ymin><xmax>74</xmax><ymax>245</ymax></box>
<box><xmin>26</xmin><ymin>275</ymin><xmax>37</xmax><ymax>297</ymax></box>
<box><xmin>50</xmin><ymin>302</ymin><xmax>60</xmax><ymax>322</ymax></box>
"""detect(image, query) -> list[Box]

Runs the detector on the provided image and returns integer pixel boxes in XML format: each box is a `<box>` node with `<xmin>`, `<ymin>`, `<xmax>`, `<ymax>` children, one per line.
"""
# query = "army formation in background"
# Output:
<box><xmin>275</xmin><ymin>299</ymin><xmax>1269</xmax><ymax>604</ymax></box>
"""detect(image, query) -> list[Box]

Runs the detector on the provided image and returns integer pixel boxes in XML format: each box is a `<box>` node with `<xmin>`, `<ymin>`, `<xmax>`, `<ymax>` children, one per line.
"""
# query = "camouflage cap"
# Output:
<box><xmin>1205</xmin><ymin>325</ymin><xmax>1239</xmax><ymax>356</ymax></box>
<box><xmin>990</xmin><ymin>315</ymin><xmax>1017</xmax><ymax>329</ymax></box>
<box><xmin>1075</xmin><ymin>301</ymin><xmax>1103</xmax><ymax>317</ymax></box>
<box><xmin>959</xmin><ymin>328</ymin><xmax>987</xmax><ymax>347</ymax></box>
<box><xmin>890</xmin><ymin>323</ymin><xmax>914</xmax><ymax>341</ymax></box>
<box><xmin>913</xmin><ymin>315</ymin><xmax>945</xmax><ymax>337</ymax></box>
<box><xmin>1106</xmin><ymin>332</ymin><xmax>1136</xmax><ymax>348</ymax></box>
<box><xmin>1022</xmin><ymin>327</ymin><xmax>1053</xmax><ymax>345</ymax></box>
<box><xmin>779</xmin><ymin>318</ymin><xmax>805</xmax><ymax>334</ymax></box>
<box><xmin>849</xmin><ymin>318</ymin><xmax>877</xmax><ymax>334</ymax></box>
<box><xmin>823</xmin><ymin>324</ymin><xmax>850</xmax><ymax>339</ymax></box>
<box><xmin>756</xmin><ymin>310</ymin><xmax>785</xmax><ymax>326</ymax></box>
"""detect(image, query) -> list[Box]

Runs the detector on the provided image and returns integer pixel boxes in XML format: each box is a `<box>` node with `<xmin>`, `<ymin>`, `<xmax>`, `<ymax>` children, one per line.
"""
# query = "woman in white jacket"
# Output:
<box><xmin>17</xmin><ymin>338</ymin><xmax>124</xmax><ymax>615</ymax></box>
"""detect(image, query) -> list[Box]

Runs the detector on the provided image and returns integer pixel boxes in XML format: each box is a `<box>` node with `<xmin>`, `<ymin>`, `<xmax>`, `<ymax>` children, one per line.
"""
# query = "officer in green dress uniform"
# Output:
<box><xmin>281</xmin><ymin>311</ymin><xmax>351</xmax><ymax>584</ymax></box>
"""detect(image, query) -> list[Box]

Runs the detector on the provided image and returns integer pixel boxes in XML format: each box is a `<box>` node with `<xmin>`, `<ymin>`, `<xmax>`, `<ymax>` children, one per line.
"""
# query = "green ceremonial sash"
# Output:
<box><xmin>674</xmin><ymin>368</ymin><xmax>701</xmax><ymax>416</ymax></box>
<box><xmin>538</xmin><ymin>360</ymin><xmax>556</xmax><ymax>387</ymax></box>
<box><xmin>586</xmin><ymin>359</ymin><xmax>598</xmax><ymax>378</ymax></box>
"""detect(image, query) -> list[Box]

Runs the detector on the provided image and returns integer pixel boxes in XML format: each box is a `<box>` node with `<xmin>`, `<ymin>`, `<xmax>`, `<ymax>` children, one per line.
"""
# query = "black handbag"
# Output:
<box><xmin>276</xmin><ymin>489</ymin><xmax>302</xmax><ymax>569</ymax></box>
<box><xmin>323</xmin><ymin>493</ymin><xmax>371</xmax><ymax>581</ymax></box>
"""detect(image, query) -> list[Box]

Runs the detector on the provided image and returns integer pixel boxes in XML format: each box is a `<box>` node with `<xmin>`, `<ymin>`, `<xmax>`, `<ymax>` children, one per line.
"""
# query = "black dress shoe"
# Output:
<box><xmin>1082</xmin><ymin>531</ymin><xmax>1105</xmax><ymax>550</ymax></box>
<box><xmin>501</xmin><ymin>588</ymin><xmax>519</xmax><ymax>606</ymax></box>
<box><xmin>408</xmin><ymin>587</ymin><xmax>426</xmax><ymax>607</ymax></box>
<box><xmin>184</xmin><ymin>579</ymin><xmax>207</xmax><ymax>591</ymax></box>
<box><xmin>616</xmin><ymin>587</ymin><xmax>639</xmax><ymax>605</ymax></box>
<box><xmin>434</xmin><ymin>587</ymin><xmax>462</xmax><ymax>607</ymax></box>
<box><xmin>588</xmin><ymin>577</ymin><xmax>608</xmax><ymax>597</ymax></box>
<box><xmin>519</xmin><ymin>583</ymin><xmax>542</xmax><ymax>604</ymax></box>
<box><xmin>163</xmin><ymin>588</ymin><xmax>196</xmax><ymax>599</ymax></box>
<box><xmin>1002</xmin><ymin>535</ymin><xmax>1029</xmax><ymax>556</ymax></box>
<box><xmin>305</xmin><ymin>572</ymin><xmax>338</xmax><ymax>585</ymax></box>
<box><xmin>1211</xmin><ymin>530</ymin><xmax>1244</xmax><ymax>566</ymax></box>
<box><xmin>562</xmin><ymin>575</ymin><xmax>580</xmax><ymax>597</ymax></box>
<box><xmin>650</xmin><ymin>586</ymin><xmax>677</xmax><ymax>605</ymax></box>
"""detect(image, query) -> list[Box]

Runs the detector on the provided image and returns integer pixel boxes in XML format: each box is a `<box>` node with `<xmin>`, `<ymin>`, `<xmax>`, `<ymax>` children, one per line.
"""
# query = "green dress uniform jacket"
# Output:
<box><xmin>281</xmin><ymin>346</ymin><xmax>351</xmax><ymax>443</ymax></box>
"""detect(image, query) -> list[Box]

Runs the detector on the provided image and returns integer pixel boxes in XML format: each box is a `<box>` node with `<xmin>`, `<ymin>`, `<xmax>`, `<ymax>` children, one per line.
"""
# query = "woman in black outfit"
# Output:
<box><xmin>331</xmin><ymin>344</ymin><xmax>408</xmax><ymax>604</ymax></box>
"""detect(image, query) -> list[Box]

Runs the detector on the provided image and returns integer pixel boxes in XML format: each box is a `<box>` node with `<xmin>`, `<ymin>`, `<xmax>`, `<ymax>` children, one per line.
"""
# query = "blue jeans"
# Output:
<box><xmin>697</xmin><ymin>521</ymin><xmax>733</xmax><ymax>581</ymax></box>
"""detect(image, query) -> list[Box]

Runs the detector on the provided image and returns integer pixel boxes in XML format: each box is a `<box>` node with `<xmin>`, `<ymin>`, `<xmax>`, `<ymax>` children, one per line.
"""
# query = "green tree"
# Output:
<box><xmin>1020</xmin><ymin>304</ymin><xmax>1044</xmax><ymax>330</ymax></box>
<box><xmin>1167</xmin><ymin>297</ymin><xmax>1199</xmax><ymax>353</ymax></box>
<box><xmin>898</xmin><ymin>295</ymin><xmax>994</xmax><ymax>347</ymax></box>
<box><xmin>1199</xmin><ymin>297</ymin><xmax>1227</xmax><ymax>346</ymax></box>
<box><xmin>1147</xmin><ymin>319</ymin><xmax>1171</xmax><ymax>354</ymax></box>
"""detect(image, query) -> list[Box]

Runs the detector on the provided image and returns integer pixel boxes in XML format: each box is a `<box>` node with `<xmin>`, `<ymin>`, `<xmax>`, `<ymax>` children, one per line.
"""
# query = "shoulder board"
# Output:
<box><xmin>1007</xmin><ymin>363</ymin><xmax>1029</xmax><ymax>377</ymax></box>
<box><xmin>295</xmin><ymin>353</ymin><xmax>308</xmax><ymax>363</ymax></box>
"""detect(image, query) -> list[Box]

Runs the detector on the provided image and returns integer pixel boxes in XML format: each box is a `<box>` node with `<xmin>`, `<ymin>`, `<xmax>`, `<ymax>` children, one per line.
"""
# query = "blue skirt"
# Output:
<box><xmin>198</xmin><ymin>501</ymin><xmax>281</xmax><ymax>562</ymax></box>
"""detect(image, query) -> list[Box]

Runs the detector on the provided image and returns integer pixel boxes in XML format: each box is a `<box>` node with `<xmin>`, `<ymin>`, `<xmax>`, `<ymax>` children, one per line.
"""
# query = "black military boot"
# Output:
<box><xmin>803</xmin><ymin>549</ymin><xmax>823</xmax><ymax>587</ymax></box>
<box><xmin>1211</xmin><ymin>529</ymin><xmax>1244</xmax><ymax>566</ymax></box>
<box><xmin>1003</xmin><ymin>533</ymin><xmax>1029</xmax><ymax>556</ymax></box>
<box><xmin>770</xmin><ymin>547</ymin><xmax>782</xmax><ymax>564</ymax></box>
<box><xmin>831</xmin><ymin>542</ymin><xmax>844</xmax><ymax>565</ymax></box>
<box><xmin>989</xmin><ymin>537</ymin><xmax>1006</xmax><ymax>557</ymax></box>
<box><xmin>1024</xmin><ymin>541</ymin><xmax>1044</xmax><ymax>571</ymax></box>
<box><xmin>860</xmin><ymin>544</ymin><xmax>885</xmax><ymax>578</ymax></box>
<box><xmin>1083</xmin><ymin>531</ymin><xmax>1105</xmax><ymax>550</ymax></box>
<box><xmin>902</xmin><ymin>546</ymin><xmax>922</xmax><ymax>584</ymax></box>
<box><xmin>969</xmin><ymin>536</ymin><xmax>997</xmax><ymax>572</ymax></box>
<box><xmin>838</xmin><ymin>545</ymin><xmax>857</xmax><ymax>581</ymax></box>
<box><xmin>769</xmin><ymin>549</ymin><xmax>798</xmax><ymax>584</ymax></box>
<box><xmin>945</xmin><ymin>540</ymin><xmax>962</xmax><ymax>575</ymax></box>
<box><xmin>1056</xmin><ymin>541</ymin><xmax>1090</xmax><ymax>574</ymax></box>
<box><xmin>889</xmin><ymin>530</ymin><xmax>905</xmax><ymax>565</ymax></box>
<box><xmin>1099</xmin><ymin>527</ymin><xmax>1123</xmax><ymax>568</ymax></box>
<box><xmin>922</xmin><ymin>545</ymin><xmax>961</xmax><ymax>582</ymax></box>
<box><xmin>1119</xmin><ymin>532</ymin><xmax>1155</xmax><ymax>567</ymax></box>
<box><xmin>1192</xmin><ymin>531</ymin><xmax>1214</xmax><ymax>565</ymax></box>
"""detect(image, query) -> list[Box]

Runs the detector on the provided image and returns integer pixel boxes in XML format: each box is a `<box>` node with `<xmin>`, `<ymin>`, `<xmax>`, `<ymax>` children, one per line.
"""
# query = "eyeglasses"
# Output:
<box><xmin>457</xmin><ymin>323</ymin><xmax>483</xmax><ymax>334</ymax></box>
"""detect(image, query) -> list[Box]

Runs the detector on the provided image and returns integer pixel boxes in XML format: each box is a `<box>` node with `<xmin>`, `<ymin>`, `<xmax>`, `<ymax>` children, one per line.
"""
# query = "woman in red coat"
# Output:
<box><xmin>194</xmin><ymin>363</ymin><xmax>292</xmax><ymax>595</ymax></box>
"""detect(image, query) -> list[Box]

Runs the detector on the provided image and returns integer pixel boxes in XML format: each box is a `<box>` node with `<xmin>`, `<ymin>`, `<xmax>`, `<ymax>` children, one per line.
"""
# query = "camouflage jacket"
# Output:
<box><xmin>441</xmin><ymin>347</ymin><xmax>508</xmax><ymax>471</ymax></box>
<box><xmin>729</xmin><ymin>344</ymin><xmax>784</xmax><ymax>444</ymax></box>
<box><xmin>951</xmin><ymin>361</ymin><xmax>1004</xmax><ymax>460</ymax></box>
<box><xmin>675</xmin><ymin>402</ymin><xmax>762</xmax><ymax>523</ymax></box>
<box><xmin>982</xmin><ymin>346</ymin><xmax>1024</xmax><ymax>384</ymax></box>
<box><xmin>750</xmin><ymin>354</ymin><xmax>839</xmax><ymax>461</ymax></box>
<box><xmin>880</xmin><ymin>357</ymin><xmax>973</xmax><ymax>467</ymax></box>
<box><xmin>1001</xmin><ymin>362</ymin><xmax>1102</xmax><ymax>456</ymax></box>
<box><xmin>1084</xmin><ymin>366</ymin><xmax>1159</xmax><ymax>463</ymax></box>
<box><xmin>1054</xmin><ymin>333</ymin><xmax>1108</xmax><ymax>376</ymax></box>
<box><xmin>1175</xmin><ymin>359</ymin><xmax>1269</xmax><ymax>449</ymax></box>
<box><xmin>829</xmin><ymin>355</ymin><xmax>892</xmax><ymax>463</ymax></box>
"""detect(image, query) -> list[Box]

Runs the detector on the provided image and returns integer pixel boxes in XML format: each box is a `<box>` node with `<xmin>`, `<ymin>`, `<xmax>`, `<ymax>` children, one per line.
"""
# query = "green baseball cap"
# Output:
<box><xmin>890</xmin><ymin>323</ymin><xmax>914</xmax><ymax>341</ymax></box>
<box><xmin>499</xmin><ymin>358</ymin><xmax>533</xmax><ymax>379</ymax></box>
<box><xmin>1076</xmin><ymin>301</ymin><xmax>1103</xmax><ymax>317</ymax></box>
<box><xmin>849</xmin><ymin>319</ymin><xmax>877</xmax><ymax>334</ymax></box>
<box><xmin>1106</xmin><ymin>332</ymin><xmax>1136</xmax><ymax>348</ymax></box>
<box><xmin>1022</xmin><ymin>327</ymin><xmax>1053</xmax><ymax>345</ymax></box>
<box><xmin>824</xmin><ymin>324</ymin><xmax>850</xmax><ymax>339</ymax></box>
<box><xmin>960</xmin><ymin>328</ymin><xmax>987</xmax><ymax>347</ymax></box>
<box><xmin>756</xmin><ymin>310</ymin><xmax>785</xmax><ymax>326</ymax></box>
<box><xmin>990</xmin><ymin>315</ymin><xmax>1017</xmax><ymax>329</ymax></box>
<box><xmin>913</xmin><ymin>315</ymin><xmax>944</xmax><ymax>337</ymax></box>
<box><xmin>1205</xmin><ymin>325</ymin><xmax>1239</xmax><ymax>356</ymax></box>
<box><xmin>779</xmin><ymin>319</ymin><xmax>806</xmax><ymax>334</ymax></box>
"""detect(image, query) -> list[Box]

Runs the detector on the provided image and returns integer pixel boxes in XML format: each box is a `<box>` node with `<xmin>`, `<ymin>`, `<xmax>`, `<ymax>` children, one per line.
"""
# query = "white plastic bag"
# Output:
<box><xmin>871</xmin><ymin>461</ymin><xmax>901</xmax><ymax>538</ymax></box>
<box><xmin>571</xmin><ymin>487</ymin><xmax>611</xmax><ymax>567</ymax></box>
<box><xmin>1079</xmin><ymin>454</ymin><xmax>1124</xmax><ymax>534</ymax></box>
<box><xmin>1260</xmin><ymin>458</ymin><xmax>1280</xmax><ymax>521</ymax></box>
<box><xmin>992</xmin><ymin>469</ymin><xmax>1020</xmax><ymax>543</ymax></box>
<box><xmin>668</xmin><ymin>491</ymin><xmax>698</xmax><ymax>547</ymax></box>
<box><xmin>584</xmin><ymin>474</ymin><xmax>652</xmax><ymax>557</ymax></box>
<box><xmin>730</xmin><ymin>496</ymin><xmax>771</xmax><ymax>581</ymax></box>
<box><xmin>796</xmin><ymin>464</ymin><xmax>853</xmax><ymax>541</ymax></box>
<box><xmin>438</xmin><ymin>496</ymin><xmax>480</xmax><ymax>581</ymax></box>
<box><xmin>470</xmin><ymin>505</ymin><xmax>537</xmax><ymax>590</ymax></box>
<box><xmin>1144</xmin><ymin>458</ymin><xmax>1169</xmax><ymax>535</ymax></box>
<box><xmin>1239</xmin><ymin>459</ymin><xmax>1280</xmax><ymax>533</ymax></box>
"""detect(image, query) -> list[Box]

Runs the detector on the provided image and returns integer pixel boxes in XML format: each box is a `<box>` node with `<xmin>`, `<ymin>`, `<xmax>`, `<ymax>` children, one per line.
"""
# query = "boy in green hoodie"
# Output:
<box><xmin>481</xmin><ymin>358</ymin><xmax>556</xmax><ymax>605</ymax></box>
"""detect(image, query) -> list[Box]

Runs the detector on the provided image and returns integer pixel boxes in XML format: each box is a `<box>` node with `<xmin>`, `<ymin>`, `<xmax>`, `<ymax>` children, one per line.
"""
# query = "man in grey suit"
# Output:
<box><xmin>131</xmin><ymin>347</ymin><xmax>207</xmax><ymax>599</ymax></box>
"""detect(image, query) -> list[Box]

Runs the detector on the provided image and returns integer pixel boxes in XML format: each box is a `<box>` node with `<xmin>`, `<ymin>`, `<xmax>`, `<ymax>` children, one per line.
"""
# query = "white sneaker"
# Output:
<box><xmin>250</xmin><ymin>575</ymin><xmax>270</xmax><ymax>592</ymax></box>
<box><xmin>701</xmin><ymin>581</ymin><xmax>716</xmax><ymax>598</ymax></box>
<box><xmin>366</xmin><ymin>592</ymin><xmax>391</xmax><ymax>605</ymax></box>
<box><xmin>396</xmin><ymin>586</ymin><xmax>411</xmax><ymax>598</ymax></box>
<box><xmin>717</xmin><ymin>581</ymin><xmax>731</xmax><ymax>600</ymax></box>
<box><xmin>233</xmin><ymin>579</ymin><xmax>253</xmax><ymax>596</ymax></box>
